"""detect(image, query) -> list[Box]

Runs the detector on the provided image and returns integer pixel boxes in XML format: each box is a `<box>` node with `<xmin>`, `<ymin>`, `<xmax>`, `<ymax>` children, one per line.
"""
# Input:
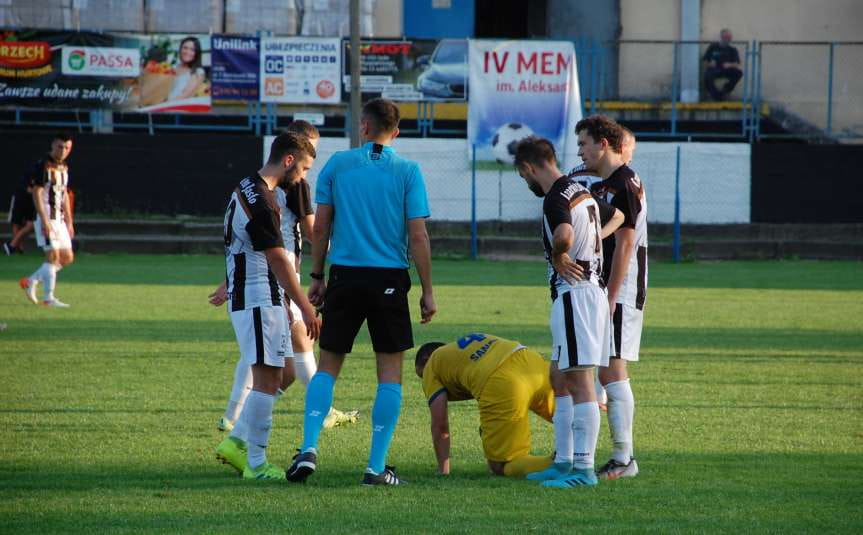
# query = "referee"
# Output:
<box><xmin>287</xmin><ymin>98</ymin><xmax>436</xmax><ymax>486</ymax></box>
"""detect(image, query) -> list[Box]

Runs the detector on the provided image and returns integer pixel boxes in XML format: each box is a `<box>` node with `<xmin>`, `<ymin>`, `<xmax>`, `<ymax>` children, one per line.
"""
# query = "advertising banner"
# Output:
<box><xmin>211</xmin><ymin>35</ymin><xmax>259</xmax><ymax>101</ymax></box>
<box><xmin>342</xmin><ymin>39</ymin><xmax>467</xmax><ymax>101</ymax></box>
<box><xmin>0</xmin><ymin>29</ymin><xmax>211</xmax><ymax>112</ymax></box>
<box><xmin>113</xmin><ymin>32</ymin><xmax>212</xmax><ymax>113</ymax></box>
<box><xmin>467</xmin><ymin>40</ymin><xmax>581</xmax><ymax>169</ymax></box>
<box><xmin>260</xmin><ymin>37</ymin><xmax>341</xmax><ymax>104</ymax></box>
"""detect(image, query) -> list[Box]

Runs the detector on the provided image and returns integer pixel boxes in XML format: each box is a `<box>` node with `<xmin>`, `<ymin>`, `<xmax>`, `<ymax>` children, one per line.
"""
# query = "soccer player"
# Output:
<box><xmin>582</xmin><ymin>116</ymin><xmax>646</xmax><ymax>480</ymax></box>
<box><xmin>214</xmin><ymin>132</ymin><xmax>321</xmax><ymax>481</ymax></box>
<box><xmin>210</xmin><ymin>121</ymin><xmax>356</xmax><ymax>434</ymax></box>
<box><xmin>287</xmin><ymin>98</ymin><xmax>436</xmax><ymax>486</ymax></box>
<box><xmin>415</xmin><ymin>334</ymin><xmax>557</xmax><ymax>478</ymax></box>
<box><xmin>18</xmin><ymin>133</ymin><xmax>75</xmax><ymax>307</ymax></box>
<box><xmin>514</xmin><ymin>136</ymin><xmax>621</xmax><ymax>488</ymax></box>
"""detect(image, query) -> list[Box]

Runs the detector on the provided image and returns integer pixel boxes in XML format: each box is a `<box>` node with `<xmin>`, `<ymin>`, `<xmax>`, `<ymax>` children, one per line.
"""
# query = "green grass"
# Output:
<box><xmin>1</xmin><ymin>254</ymin><xmax>861</xmax><ymax>533</ymax></box>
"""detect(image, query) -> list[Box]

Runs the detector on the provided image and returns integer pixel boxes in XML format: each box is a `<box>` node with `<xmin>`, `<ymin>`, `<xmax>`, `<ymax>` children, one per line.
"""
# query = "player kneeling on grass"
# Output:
<box><xmin>415</xmin><ymin>334</ymin><xmax>558</xmax><ymax>478</ymax></box>
<box><xmin>214</xmin><ymin>132</ymin><xmax>321</xmax><ymax>481</ymax></box>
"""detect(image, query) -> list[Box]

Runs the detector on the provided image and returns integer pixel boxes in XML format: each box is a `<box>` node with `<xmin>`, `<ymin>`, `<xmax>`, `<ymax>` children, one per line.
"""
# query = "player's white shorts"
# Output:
<box><xmin>612</xmin><ymin>303</ymin><xmax>643</xmax><ymax>361</ymax></box>
<box><xmin>35</xmin><ymin>217</ymin><xmax>72</xmax><ymax>251</ymax></box>
<box><xmin>550</xmin><ymin>283</ymin><xmax>612</xmax><ymax>370</ymax></box>
<box><xmin>284</xmin><ymin>251</ymin><xmax>302</xmax><ymax>324</ymax></box>
<box><xmin>230</xmin><ymin>305</ymin><xmax>292</xmax><ymax>368</ymax></box>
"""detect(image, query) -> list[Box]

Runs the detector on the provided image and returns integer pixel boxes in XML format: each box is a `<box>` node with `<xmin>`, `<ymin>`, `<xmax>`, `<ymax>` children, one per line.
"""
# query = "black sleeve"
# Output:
<box><xmin>595</xmin><ymin>196</ymin><xmax>616</xmax><ymax>226</ymax></box>
<box><xmin>543</xmin><ymin>190</ymin><xmax>571</xmax><ymax>233</ymax></box>
<box><xmin>702</xmin><ymin>44</ymin><xmax>715</xmax><ymax>62</ymax></box>
<box><xmin>731</xmin><ymin>46</ymin><xmax>740</xmax><ymax>64</ymax></box>
<box><xmin>608</xmin><ymin>169</ymin><xmax>642</xmax><ymax>229</ymax></box>
<box><xmin>246</xmin><ymin>198</ymin><xmax>284</xmax><ymax>251</ymax></box>
<box><xmin>286</xmin><ymin>180</ymin><xmax>313</xmax><ymax>218</ymax></box>
<box><xmin>26</xmin><ymin>159</ymin><xmax>45</xmax><ymax>188</ymax></box>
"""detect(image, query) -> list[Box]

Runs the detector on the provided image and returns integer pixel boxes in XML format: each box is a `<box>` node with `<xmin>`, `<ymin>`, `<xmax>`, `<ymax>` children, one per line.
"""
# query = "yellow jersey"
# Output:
<box><xmin>421</xmin><ymin>333</ymin><xmax>524</xmax><ymax>404</ymax></box>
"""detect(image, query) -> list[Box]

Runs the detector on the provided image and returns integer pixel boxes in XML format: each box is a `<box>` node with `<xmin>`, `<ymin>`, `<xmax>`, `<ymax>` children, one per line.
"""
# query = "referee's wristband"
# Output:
<box><xmin>309</xmin><ymin>271</ymin><xmax>325</xmax><ymax>280</ymax></box>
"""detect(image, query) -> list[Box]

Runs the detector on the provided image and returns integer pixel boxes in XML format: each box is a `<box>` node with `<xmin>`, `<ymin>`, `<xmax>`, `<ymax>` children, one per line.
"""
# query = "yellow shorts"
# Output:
<box><xmin>477</xmin><ymin>348</ymin><xmax>554</xmax><ymax>462</ymax></box>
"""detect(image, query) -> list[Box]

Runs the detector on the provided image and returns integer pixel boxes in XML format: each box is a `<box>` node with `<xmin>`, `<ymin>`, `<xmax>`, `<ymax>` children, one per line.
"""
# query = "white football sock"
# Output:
<box><xmin>293</xmin><ymin>351</ymin><xmax>317</xmax><ymax>386</ymax></box>
<box><xmin>605</xmin><ymin>379</ymin><xmax>635</xmax><ymax>463</ymax></box>
<box><xmin>44</xmin><ymin>263</ymin><xmax>59</xmax><ymax>301</ymax></box>
<box><xmin>29</xmin><ymin>262</ymin><xmax>51</xmax><ymax>286</ymax></box>
<box><xmin>572</xmin><ymin>401</ymin><xmax>600</xmax><ymax>471</ymax></box>
<box><xmin>224</xmin><ymin>360</ymin><xmax>253</xmax><ymax>422</ymax></box>
<box><xmin>552</xmin><ymin>395</ymin><xmax>574</xmax><ymax>464</ymax></box>
<box><xmin>244</xmin><ymin>390</ymin><xmax>275</xmax><ymax>469</ymax></box>
<box><xmin>595</xmin><ymin>373</ymin><xmax>607</xmax><ymax>405</ymax></box>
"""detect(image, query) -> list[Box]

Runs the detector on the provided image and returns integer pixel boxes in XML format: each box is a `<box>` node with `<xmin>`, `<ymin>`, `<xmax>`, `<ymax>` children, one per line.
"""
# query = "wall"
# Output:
<box><xmin>751</xmin><ymin>143</ymin><xmax>863</xmax><ymax>223</ymax></box>
<box><xmin>374</xmin><ymin>0</ymin><xmax>403</xmax><ymax>37</ymax></box>
<box><xmin>0</xmin><ymin>133</ymin><xmax>262</xmax><ymax>217</ymax></box>
<box><xmin>265</xmin><ymin>136</ymin><xmax>751</xmax><ymax>223</ymax></box>
<box><xmin>403</xmin><ymin>0</ymin><xmax>474</xmax><ymax>39</ymax></box>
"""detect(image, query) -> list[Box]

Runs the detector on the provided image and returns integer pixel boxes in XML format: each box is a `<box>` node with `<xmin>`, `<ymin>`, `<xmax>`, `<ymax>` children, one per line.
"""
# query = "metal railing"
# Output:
<box><xmin>2</xmin><ymin>38</ymin><xmax>860</xmax><ymax>141</ymax></box>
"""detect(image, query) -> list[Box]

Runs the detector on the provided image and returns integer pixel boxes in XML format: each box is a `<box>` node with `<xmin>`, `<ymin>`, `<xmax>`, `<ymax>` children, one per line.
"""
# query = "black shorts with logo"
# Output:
<box><xmin>319</xmin><ymin>265</ymin><xmax>413</xmax><ymax>354</ymax></box>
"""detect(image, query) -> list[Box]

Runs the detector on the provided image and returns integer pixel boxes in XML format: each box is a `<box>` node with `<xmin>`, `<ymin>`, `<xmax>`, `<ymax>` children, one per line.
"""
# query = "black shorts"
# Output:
<box><xmin>319</xmin><ymin>265</ymin><xmax>413</xmax><ymax>354</ymax></box>
<box><xmin>8</xmin><ymin>191</ymin><xmax>35</xmax><ymax>226</ymax></box>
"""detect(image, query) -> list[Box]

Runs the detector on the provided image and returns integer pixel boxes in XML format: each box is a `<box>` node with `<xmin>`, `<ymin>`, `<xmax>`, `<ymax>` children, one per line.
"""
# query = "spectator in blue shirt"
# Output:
<box><xmin>287</xmin><ymin>98</ymin><xmax>436</xmax><ymax>486</ymax></box>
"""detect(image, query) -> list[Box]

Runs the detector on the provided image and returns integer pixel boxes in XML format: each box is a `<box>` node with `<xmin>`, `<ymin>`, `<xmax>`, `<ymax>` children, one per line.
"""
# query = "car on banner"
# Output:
<box><xmin>416</xmin><ymin>39</ymin><xmax>467</xmax><ymax>100</ymax></box>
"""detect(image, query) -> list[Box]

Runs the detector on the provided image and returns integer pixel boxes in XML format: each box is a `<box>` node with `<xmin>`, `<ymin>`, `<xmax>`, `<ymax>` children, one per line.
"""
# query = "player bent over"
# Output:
<box><xmin>215</xmin><ymin>132</ymin><xmax>321</xmax><ymax>480</ymax></box>
<box><xmin>210</xmin><ymin>122</ymin><xmax>356</xmax><ymax>435</ymax></box>
<box><xmin>514</xmin><ymin>136</ymin><xmax>622</xmax><ymax>488</ymax></box>
<box><xmin>415</xmin><ymin>334</ymin><xmax>558</xmax><ymax>478</ymax></box>
<box><xmin>584</xmin><ymin>118</ymin><xmax>646</xmax><ymax>480</ymax></box>
<box><xmin>19</xmin><ymin>133</ymin><xmax>75</xmax><ymax>307</ymax></box>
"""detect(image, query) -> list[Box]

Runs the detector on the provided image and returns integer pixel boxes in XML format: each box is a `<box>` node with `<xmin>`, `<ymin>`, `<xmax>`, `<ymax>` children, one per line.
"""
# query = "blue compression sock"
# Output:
<box><xmin>367</xmin><ymin>383</ymin><xmax>402</xmax><ymax>474</ymax></box>
<box><xmin>300</xmin><ymin>371</ymin><xmax>335</xmax><ymax>452</ymax></box>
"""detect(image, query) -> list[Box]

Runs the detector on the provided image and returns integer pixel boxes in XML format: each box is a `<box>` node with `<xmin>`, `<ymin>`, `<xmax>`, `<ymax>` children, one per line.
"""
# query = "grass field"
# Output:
<box><xmin>1</xmin><ymin>254</ymin><xmax>861</xmax><ymax>533</ymax></box>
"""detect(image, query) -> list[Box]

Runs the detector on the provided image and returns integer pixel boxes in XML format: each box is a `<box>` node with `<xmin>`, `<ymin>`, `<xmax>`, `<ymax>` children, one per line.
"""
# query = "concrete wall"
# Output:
<box><xmin>617</xmin><ymin>0</ymin><xmax>863</xmax><ymax>135</ymax></box>
<box><xmin>265</xmin><ymin>136</ymin><xmax>751</xmax><ymax>224</ymax></box>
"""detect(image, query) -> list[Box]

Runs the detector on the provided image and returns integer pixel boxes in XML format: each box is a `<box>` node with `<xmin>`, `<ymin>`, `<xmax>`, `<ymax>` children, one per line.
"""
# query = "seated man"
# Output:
<box><xmin>415</xmin><ymin>333</ymin><xmax>555</xmax><ymax>477</ymax></box>
<box><xmin>703</xmin><ymin>28</ymin><xmax>742</xmax><ymax>101</ymax></box>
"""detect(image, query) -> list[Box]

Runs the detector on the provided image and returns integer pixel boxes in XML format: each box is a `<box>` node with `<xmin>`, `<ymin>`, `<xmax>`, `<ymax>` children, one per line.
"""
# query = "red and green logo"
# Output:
<box><xmin>67</xmin><ymin>49</ymin><xmax>86</xmax><ymax>71</ymax></box>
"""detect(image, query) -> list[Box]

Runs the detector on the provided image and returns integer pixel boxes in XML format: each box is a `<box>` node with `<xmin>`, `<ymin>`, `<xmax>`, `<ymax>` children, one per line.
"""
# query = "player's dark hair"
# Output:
<box><xmin>513</xmin><ymin>136</ymin><xmax>557</xmax><ymax>168</ymax></box>
<box><xmin>415</xmin><ymin>342</ymin><xmax>445</xmax><ymax>371</ymax></box>
<box><xmin>267</xmin><ymin>132</ymin><xmax>316</xmax><ymax>165</ymax></box>
<box><xmin>52</xmin><ymin>132</ymin><xmax>72</xmax><ymax>143</ymax></box>
<box><xmin>285</xmin><ymin>120</ymin><xmax>320</xmax><ymax>139</ymax></box>
<box><xmin>362</xmin><ymin>98</ymin><xmax>400</xmax><ymax>135</ymax></box>
<box><xmin>575</xmin><ymin>115</ymin><xmax>624</xmax><ymax>153</ymax></box>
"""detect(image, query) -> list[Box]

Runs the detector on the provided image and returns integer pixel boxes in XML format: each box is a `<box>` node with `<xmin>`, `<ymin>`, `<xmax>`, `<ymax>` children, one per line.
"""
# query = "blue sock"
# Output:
<box><xmin>300</xmin><ymin>371</ymin><xmax>335</xmax><ymax>452</ymax></box>
<box><xmin>367</xmin><ymin>383</ymin><xmax>402</xmax><ymax>474</ymax></box>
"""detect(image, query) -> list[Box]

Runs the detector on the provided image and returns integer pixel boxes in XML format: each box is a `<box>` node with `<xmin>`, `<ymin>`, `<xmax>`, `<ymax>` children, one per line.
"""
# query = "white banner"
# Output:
<box><xmin>61</xmin><ymin>46</ymin><xmax>140</xmax><ymax>77</ymax></box>
<box><xmin>468</xmin><ymin>40</ymin><xmax>581</xmax><ymax>169</ymax></box>
<box><xmin>260</xmin><ymin>37</ymin><xmax>341</xmax><ymax>104</ymax></box>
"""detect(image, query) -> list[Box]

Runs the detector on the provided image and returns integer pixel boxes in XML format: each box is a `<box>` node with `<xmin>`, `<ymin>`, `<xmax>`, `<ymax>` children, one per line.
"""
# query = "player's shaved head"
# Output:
<box><xmin>362</xmin><ymin>98</ymin><xmax>400</xmax><ymax>136</ymax></box>
<box><xmin>575</xmin><ymin>115</ymin><xmax>624</xmax><ymax>154</ymax></box>
<box><xmin>415</xmin><ymin>342</ymin><xmax>445</xmax><ymax>377</ymax></box>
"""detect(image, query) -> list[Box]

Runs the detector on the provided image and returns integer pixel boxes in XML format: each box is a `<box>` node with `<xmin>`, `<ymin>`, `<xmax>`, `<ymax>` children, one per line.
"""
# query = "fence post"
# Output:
<box><xmin>670</xmin><ymin>41</ymin><xmax>679</xmax><ymax>136</ymax></box>
<box><xmin>673</xmin><ymin>145</ymin><xmax>682</xmax><ymax>263</ymax></box>
<box><xmin>470</xmin><ymin>144</ymin><xmax>478</xmax><ymax>260</ymax></box>
<box><xmin>827</xmin><ymin>42</ymin><xmax>835</xmax><ymax>137</ymax></box>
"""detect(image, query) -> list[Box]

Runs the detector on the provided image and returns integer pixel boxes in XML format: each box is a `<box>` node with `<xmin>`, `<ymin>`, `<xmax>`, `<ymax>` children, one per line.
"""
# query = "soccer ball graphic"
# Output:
<box><xmin>491</xmin><ymin>122</ymin><xmax>534</xmax><ymax>165</ymax></box>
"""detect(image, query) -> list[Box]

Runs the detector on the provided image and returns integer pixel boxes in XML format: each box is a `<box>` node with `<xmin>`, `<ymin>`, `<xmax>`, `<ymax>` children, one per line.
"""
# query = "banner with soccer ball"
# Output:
<box><xmin>467</xmin><ymin>39</ymin><xmax>581</xmax><ymax>169</ymax></box>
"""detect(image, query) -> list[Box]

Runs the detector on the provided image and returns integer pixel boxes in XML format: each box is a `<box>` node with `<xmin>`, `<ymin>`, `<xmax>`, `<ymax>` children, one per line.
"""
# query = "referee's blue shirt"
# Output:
<box><xmin>315</xmin><ymin>142</ymin><xmax>430</xmax><ymax>269</ymax></box>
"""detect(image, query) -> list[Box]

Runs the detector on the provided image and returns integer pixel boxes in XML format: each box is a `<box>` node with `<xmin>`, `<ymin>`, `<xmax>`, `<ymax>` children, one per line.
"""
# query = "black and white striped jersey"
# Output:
<box><xmin>592</xmin><ymin>164</ymin><xmax>648</xmax><ymax>310</ymax></box>
<box><xmin>542</xmin><ymin>176</ymin><xmax>615</xmax><ymax>301</ymax></box>
<box><xmin>31</xmin><ymin>155</ymin><xmax>69</xmax><ymax>221</ymax></box>
<box><xmin>569</xmin><ymin>162</ymin><xmax>603</xmax><ymax>191</ymax></box>
<box><xmin>275</xmin><ymin>179</ymin><xmax>313</xmax><ymax>259</ymax></box>
<box><xmin>223</xmin><ymin>174</ymin><xmax>285</xmax><ymax>312</ymax></box>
